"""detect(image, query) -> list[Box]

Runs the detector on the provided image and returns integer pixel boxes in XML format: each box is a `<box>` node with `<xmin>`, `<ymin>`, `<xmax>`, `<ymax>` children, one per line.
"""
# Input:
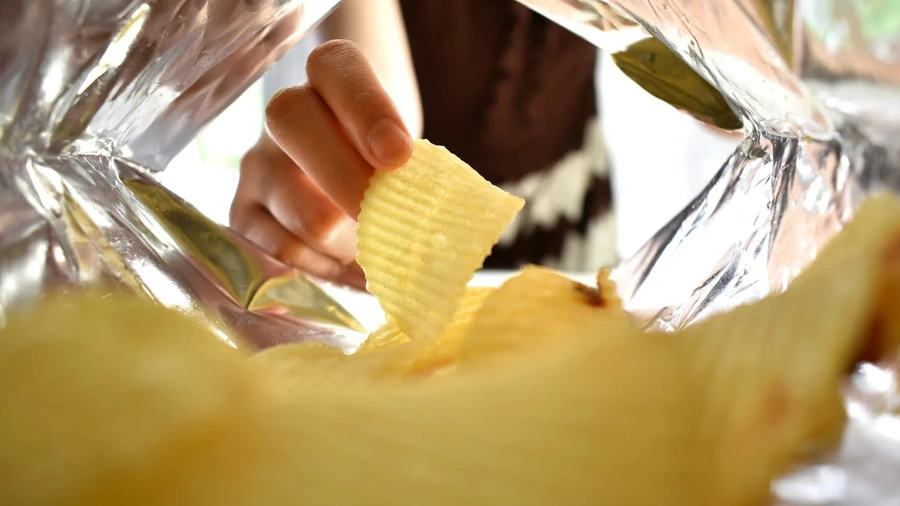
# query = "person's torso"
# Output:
<box><xmin>399</xmin><ymin>0</ymin><xmax>618</xmax><ymax>271</ymax></box>
<box><xmin>399</xmin><ymin>0</ymin><xmax>598</xmax><ymax>187</ymax></box>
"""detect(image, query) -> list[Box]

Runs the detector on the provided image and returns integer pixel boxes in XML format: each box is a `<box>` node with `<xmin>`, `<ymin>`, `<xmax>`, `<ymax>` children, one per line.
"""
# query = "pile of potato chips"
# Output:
<box><xmin>1</xmin><ymin>141</ymin><xmax>899</xmax><ymax>505</ymax></box>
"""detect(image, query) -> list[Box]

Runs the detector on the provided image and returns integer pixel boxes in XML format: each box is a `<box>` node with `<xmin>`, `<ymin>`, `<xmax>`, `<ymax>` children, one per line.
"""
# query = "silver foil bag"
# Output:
<box><xmin>0</xmin><ymin>0</ymin><xmax>370</xmax><ymax>351</ymax></box>
<box><xmin>515</xmin><ymin>0</ymin><xmax>900</xmax><ymax>504</ymax></box>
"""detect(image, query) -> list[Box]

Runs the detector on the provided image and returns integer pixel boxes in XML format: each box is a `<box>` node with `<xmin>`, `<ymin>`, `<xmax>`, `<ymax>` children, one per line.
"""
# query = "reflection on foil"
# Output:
<box><xmin>0</xmin><ymin>0</ymin><xmax>369</xmax><ymax>351</ymax></box>
<box><xmin>610</xmin><ymin>37</ymin><xmax>742</xmax><ymax>130</ymax></box>
<box><xmin>522</xmin><ymin>0</ymin><xmax>832</xmax><ymax>137</ymax></box>
<box><xmin>614</xmin><ymin>124</ymin><xmax>875</xmax><ymax>331</ymax></box>
<box><xmin>517</xmin><ymin>0</ymin><xmax>899</xmax><ymax>504</ymax></box>
<box><xmin>126</xmin><ymin>179</ymin><xmax>364</xmax><ymax>333</ymax></box>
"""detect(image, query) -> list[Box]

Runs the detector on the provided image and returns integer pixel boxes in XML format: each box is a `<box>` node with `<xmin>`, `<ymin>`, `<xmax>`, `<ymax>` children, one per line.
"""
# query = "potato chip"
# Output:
<box><xmin>252</xmin><ymin>328</ymin><xmax>415</xmax><ymax>394</ymax></box>
<box><xmin>12</xmin><ymin>143</ymin><xmax>900</xmax><ymax>506</ymax></box>
<box><xmin>0</xmin><ymin>293</ymin><xmax>270</xmax><ymax>506</ymax></box>
<box><xmin>332</xmin><ymin>287</ymin><xmax>497</xmax><ymax>380</ymax></box>
<box><xmin>356</xmin><ymin>317</ymin><xmax>410</xmax><ymax>353</ymax></box>
<box><xmin>678</xmin><ymin>193</ymin><xmax>900</xmax><ymax>505</ymax></box>
<box><xmin>459</xmin><ymin>266</ymin><xmax>632</xmax><ymax>364</ymax></box>
<box><xmin>268</xmin><ymin>324</ymin><xmax>709</xmax><ymax>506</ymax></box>
<box><xmin>860</xmin><ymin>233</ymin><xmax>900</xmax><ymax>365</ymax></box>
<box><xmin>357</xmin><ymin>139</ymin><xmax>524</xmax><ymax>341</ymax></box>
<box><xmin>406</xmin><ymin>286</ymin><xmax>495</xmax><ymax>376</ymax></box>
<box><xmin>252</xmin><ymin>340</ymin><xmax>351</xmax><ymax>392</ymax></box>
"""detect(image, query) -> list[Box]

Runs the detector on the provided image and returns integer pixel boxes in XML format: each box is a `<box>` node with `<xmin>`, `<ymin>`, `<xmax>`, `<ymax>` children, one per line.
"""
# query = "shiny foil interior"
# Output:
<box><xmin>2</xmin><ymin>0</ymin><xmax>899</xmax><ymax>503</ymax></box>
<box><xmin>513</xmin><ymin>0</ymin><xmax>900</xmax><ymax>504</ymax></box>
<box><xmin>0</xmin><ymin>0</ymin><xmax>370</xmax><ymax>352</ymax></box>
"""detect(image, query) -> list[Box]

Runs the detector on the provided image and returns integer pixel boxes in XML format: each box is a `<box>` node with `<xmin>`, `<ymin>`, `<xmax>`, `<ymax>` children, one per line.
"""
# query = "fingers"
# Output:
<box><xmin>332</xmin><ymin>261</ymin><xmax>367</xmax><ymax>291</ymax></box>
<box><xmin>305</xmin><ymin>39</ymin><xmax>413</xmax><ymax>170</ymax></box>
<box><xmin>237</xmin><ymin>39</ymin><xmax>409</xmax><ymax>287</ymax></box>
<box><xmin>265</xmin><ymin>39</ymin><xmax>412</xmax><ymax>218</ymax></box>
<box><xmin>231</xmin><ymin>203</ymin><xmax>359</xmax><ymax>285</ymax></box>
<box><xmin>264</xmin><ymin>164</ymin><xmax>358</xmax><ymax>265</ymax></box>
<box><xmin>266</xmin><ymin>84</ymin><xmax>373</xmax><ymax>218</ymax></box>
<box><xmin>234</xmin><ymin>137</ymin><xmax>358</xmax><ymax>264</ymax></box>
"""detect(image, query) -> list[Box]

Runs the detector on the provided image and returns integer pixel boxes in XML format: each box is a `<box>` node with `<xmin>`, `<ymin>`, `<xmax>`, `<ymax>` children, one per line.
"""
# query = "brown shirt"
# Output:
<box><xmin>400</xmin><ymin>0</ymin><xmax>616</xmax><ymax>270</ymax></box>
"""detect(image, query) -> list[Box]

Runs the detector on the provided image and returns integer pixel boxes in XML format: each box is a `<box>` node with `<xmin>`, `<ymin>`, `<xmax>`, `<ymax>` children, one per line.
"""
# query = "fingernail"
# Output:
<box><xmin>323</xmin><ymin>218</ymin><xmax>358</xmax><ymax>264</ymax></box>
<box><xmin>367</xmin><ymin>119</ymin><xmax>412</xmax><ymax>168</ymax></box>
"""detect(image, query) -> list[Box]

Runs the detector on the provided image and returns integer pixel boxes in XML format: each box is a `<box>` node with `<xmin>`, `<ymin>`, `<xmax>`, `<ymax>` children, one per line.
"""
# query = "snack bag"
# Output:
<box><xmin>0</xmin><ymin>0</ymin><xmax>366</xmax><ymax>350</ymax></box>
<box><xmin>515</xmin><ymin>0</ymin><xmax>900</xmax><ymax>503</ymax></box>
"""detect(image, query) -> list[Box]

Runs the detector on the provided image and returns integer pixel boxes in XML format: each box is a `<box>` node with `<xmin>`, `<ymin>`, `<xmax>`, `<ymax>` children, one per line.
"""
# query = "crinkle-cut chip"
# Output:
<box><xmin>595</xmin><ymin>267</ymin><xmax>623</xmax><ymax>311</ymax></box>
<box><xmin>252</xmin><ymin>332</ymin><xmax>426</xmax><ymax>391</ymax></box>
<box><xmin>357</xmin><ymin>139</ymin><xmax>524</xmax><ymax>341</ymax></box>
<box><xmin>861</xmin><ymin>233</ymin><xmax>900</xmax><ymax>366</ymax></box>
<box><xmin>356</xmin><ymin>318</ymin><xmax>410</xmax><ymax>353</ymax></box>
<box><xmin>10</xmin><ymin>197</ymin><xmax>900</xmax><ymax>506</ymax></box>
<box><xmin>268</xmin><ymin>324</ymin><xmax>710</xmax><ymax>506</ymax></box>
<box><xmin>256</xmin><ymin>341</ymin><xmax>434</xmax><ymax>393</ymax></box>
<box><xmin>255</xmin><ymin>340</ymin><xmax>340</xmax><ymax>363</ymax></box>
<box><xmin>251</xmin><ymin>339</ymin><xmax>432</xmax><ymax>392</ymax></box>
<box><xmin>252</xmin><ymin>341</ymin><xmax>351</xmax><ymax>392</ymax></box>
<box><xmin>349</xmin><ymin>287</ymin><xmax>495</xmax><ymax>379</ymax></box>
<box><xmin>355</xmin><ymin>287</ymin><xmax>495</xmax><ymax>377</ymax></box>
<box><xmin>0</xmin><ymin>293</ymin><xmax>271</xmax><ymax>506</ymax></box>
<box><xmin>459</xmin><ymin>266</ymin><xmax>632</xmax><ymax>365</ymax></box>
<box><xmin>677</xmin><ymin>193</ymin><xmax>900</xmax><ymax>506</ymax></box>
<box><xmin>407</xmin><ymin>286</ymin><xmax>495</xmax><ymax>376</ymax></box>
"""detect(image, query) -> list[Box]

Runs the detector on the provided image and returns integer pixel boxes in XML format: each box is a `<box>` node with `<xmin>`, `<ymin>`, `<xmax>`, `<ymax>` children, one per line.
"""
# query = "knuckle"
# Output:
<box><xmin>306</xmin><ymin>39</ymin><xmax>358</xmax><ymax>79</ymax></box>
<box><xmin>228</xmin><ymin>207</ymin><xmax>243</xmax><ymax>231</ymax></box>
<box><xmin>350</xmin><ymin>85</ymin><xmax>384</xmax><ymax>108</ymax></box>
<box><xmin>300</xmin><ymin>206</ymin><xmax>345</xmax><ymax>244</ymax></box>
<box><xmin>273</xmin><ymin>239</ymin><xmax>303</xmax><ymax>264</ymax></box>
<box><xmin>273</xmin><ymin>239</ymin><xmax>314</xmax><ymax>271</ymax></box>
<box><xmin>233</xmin><ymin>153</ymin><xmax>264</xmax><ymax>212</ymax></box>
<box><xmin>238</xmin><ymin>146</ymin><xmax>260</xmax><ymax>175</ymax></box>
<box><xmin>265</xmin><ymin>85</ymin><xmax>313</xmax><ymax>122</ymax></box>
<box><xmin>228</xmin><ymin>199</ymin><xmax>252</xmax><ymax>231</ymax></box>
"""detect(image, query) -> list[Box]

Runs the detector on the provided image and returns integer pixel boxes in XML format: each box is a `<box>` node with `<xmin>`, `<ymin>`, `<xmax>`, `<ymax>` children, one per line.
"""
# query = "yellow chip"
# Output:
<box><xmin>356</xmin><ymin>317</ymin><xmax>410</xmax><ymax>353</ymax></box>
<box><xmin>460</xmin><ymin>266</ymin><xmax>632</xmax><ymax>365</ymax></box>
<box><xmin>269</xmin><ymin>318</ymin><xmax>708</xmax><ymax>506</ymax></box>
<box><xmin>353</xmin><ymin>287</ymin><xmax>495</xmax><ymax>378</ymax></box>
<box><xmin>252</xmin><ymin>341</ymin><xmax>350</xmax><ymax>392</ymax></box>
<box><xmin>0</xmin><ymin>293</ymin><xmax>269</xmax><ymax>506</ymax></box>
<box><xmin>678</xmin><ymin>193</ymin><xmax>900</xmax><ymax>505</ymax></box>
<box><xmin>357</xmin><ymin>140</ymin><xmax>524</xmax><ymax>341</ymax></box>
<box><xmin>407</xmin><ymin>286</ymin><xmax>495</xmax><ymax>376</ymax></box>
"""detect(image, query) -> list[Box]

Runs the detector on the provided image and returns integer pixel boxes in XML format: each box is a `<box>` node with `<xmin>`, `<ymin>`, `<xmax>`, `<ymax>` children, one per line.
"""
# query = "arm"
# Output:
<box><xmin>319</xmin><ymin>0</ymin><xmax>423</xmax><ymax>139</ymax></box>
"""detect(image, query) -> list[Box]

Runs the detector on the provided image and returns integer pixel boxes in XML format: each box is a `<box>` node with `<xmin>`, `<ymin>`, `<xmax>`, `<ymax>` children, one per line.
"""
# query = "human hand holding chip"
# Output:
<box><xmin>230</xmin><ymin>40</ymin><xmax>413</xmax><ymax>288</ymax></box>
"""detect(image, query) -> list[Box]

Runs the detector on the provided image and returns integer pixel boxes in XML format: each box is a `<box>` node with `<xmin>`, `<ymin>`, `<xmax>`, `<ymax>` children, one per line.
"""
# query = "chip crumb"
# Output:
<box><xmin>573</xmin><ymin>282</ymin><xmax>607</xmax><ymax>307</ymax></box>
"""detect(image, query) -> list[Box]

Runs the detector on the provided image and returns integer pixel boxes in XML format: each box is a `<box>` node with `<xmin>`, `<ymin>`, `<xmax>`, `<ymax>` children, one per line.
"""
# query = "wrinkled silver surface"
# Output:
<box><xmin>517</xmin><ymin>0</ymin><xmax>900</xmax><ymax>504</ymax></box>
<box><xmin>0</xmin><ymin>0</ymin><xmax>369</xmax><ymax>351</ymax></box>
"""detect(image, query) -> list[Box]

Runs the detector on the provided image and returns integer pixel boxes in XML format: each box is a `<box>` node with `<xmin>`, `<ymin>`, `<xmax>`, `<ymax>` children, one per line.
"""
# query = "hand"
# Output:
<box><xmin>231</xmin><ymin>40</ymin><xmax>414</xmax><ymax>289</ymax></box>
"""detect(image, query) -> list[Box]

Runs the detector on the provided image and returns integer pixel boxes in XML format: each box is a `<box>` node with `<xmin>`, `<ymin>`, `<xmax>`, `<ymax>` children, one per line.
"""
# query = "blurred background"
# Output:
<box><xmin>162</xmin><ymin>16</ymin><xmax>741</xmax><ymax>262</ymax></box>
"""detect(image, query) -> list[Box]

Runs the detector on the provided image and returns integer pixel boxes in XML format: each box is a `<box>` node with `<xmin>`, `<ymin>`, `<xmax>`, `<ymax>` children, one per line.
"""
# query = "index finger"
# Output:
<box><xmin>305</xmin><ymin>39</ymin><xmax>413</xmax><ymax>170</ymax></box>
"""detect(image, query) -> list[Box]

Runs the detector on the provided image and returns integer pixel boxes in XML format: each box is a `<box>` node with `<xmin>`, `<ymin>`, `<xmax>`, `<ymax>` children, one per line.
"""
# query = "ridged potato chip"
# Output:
<box><xmin>8</xmin><ymin>132</ymin><xmax>900</xmax><ymax>506</ymax></box>
<box><xmin>268</xmin><ymin>325</ymin><xmax>708</xmax><ymax>506</ymax></box>
<box><xmin>253</xmin><ymin>285</ymin><xmax>493</xmax><ymax>389</ymax></box>
<box><xmin>0</xmin><ymin>294</ymin><xmax>273</xmax><ymax>506</ymax></box>
<box><xmin>356</xmin><ymin>317</ymin><xmax>410</xmax><ymax>353</ymax></box>
<box><xmin>308</xmin><ymin>286</ymin><xmax>498</xmax><ymax>381</ymax></box>
<box><xmin>405</xmin><ymin>286</ymin><xmax>495</xmax><ymax>376</ymax></box>
<box><xmin>676</xmin><ymin>193</ymin><xmax>900</xmax><ymax>505</ymax></box>
<box><xmin>252</xmin><ymin>340</ymin><xmax>351</xmax><ymax>392</ymax></box>
<box><xmin>460</xmin><ymin>266</ymin><xmax>631</xmax><ymax>364</ymax></box>
<box><xmin>357</xmin><ymin>140</ymin><xmax>524</xmax><ymax>341</ymax></box>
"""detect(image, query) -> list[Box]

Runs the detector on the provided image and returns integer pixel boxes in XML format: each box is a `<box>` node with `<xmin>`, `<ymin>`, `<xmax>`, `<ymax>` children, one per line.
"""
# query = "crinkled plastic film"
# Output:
<box><xmin>0</xmin><ymin>0</ymin><xmax>370</xmax><ymax>351</ymax></box>
<box><xmin>514</xmin><ymin>0</ymin><xmax>900</xmax><ymax>503</ymax></box>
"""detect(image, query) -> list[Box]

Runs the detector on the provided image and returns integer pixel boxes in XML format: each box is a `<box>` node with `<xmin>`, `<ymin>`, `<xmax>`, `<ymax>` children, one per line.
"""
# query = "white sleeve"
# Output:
<box><xmin>597</xmin><ymin>52</ymin><xmax>741</xmax><ymax>259</ymax></box>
